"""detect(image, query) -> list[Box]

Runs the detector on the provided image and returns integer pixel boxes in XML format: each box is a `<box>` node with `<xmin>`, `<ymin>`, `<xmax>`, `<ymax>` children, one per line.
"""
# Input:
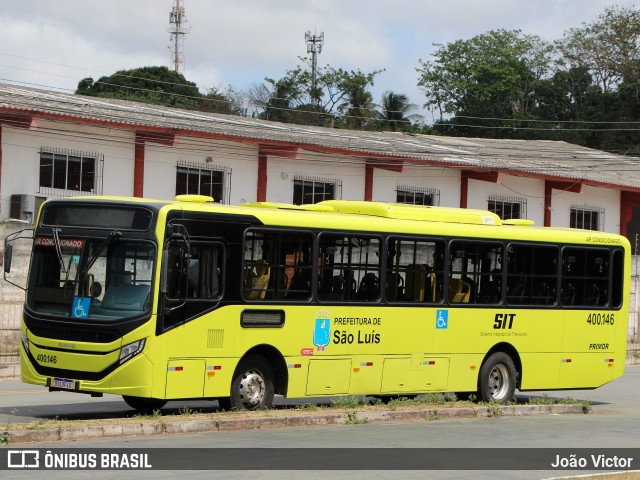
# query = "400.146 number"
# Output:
<box><xmin>586</xmin><ymin>312</ymin><xmax>614</xmax><ymax>326</ymax></box>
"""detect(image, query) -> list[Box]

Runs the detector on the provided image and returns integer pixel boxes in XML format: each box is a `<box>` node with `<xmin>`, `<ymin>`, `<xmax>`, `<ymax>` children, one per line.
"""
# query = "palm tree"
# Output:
<box><xmin>378</xmin><ymin>91</ymin><xmax>422</xmax><ymax>131</ymax></box>
<box><xmin>339</xmin><ymin>79</ymin><xmax>377</xmax><ymax>129</ymax></box>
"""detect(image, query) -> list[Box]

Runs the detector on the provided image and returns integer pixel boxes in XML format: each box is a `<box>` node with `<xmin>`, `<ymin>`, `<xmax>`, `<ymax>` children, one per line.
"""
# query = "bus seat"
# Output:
<box><xmin>507</xmin><ymin>282</ymin><xmax>526</xmax><ymax>304</ymax></box>
<box><xmin>561</xmin><ymin>283</ymin><xmax>575</xmax><ymax>305</ymax></box>
<box><xmin>357</xmin><ymin>272</ymin><xmax>379</xmax><ymax>301</ymax></box>
<box><xmin>248</xmin><ymin>260</ymin><xmax>270</xmax><ymax>299</ymax></box>
<box><xmin>405</xmin><ymin>264</ymin><xmax>426</xmax><ymax>301</ymax></box>
<box><xmin>479</xmin><ymin>281</ymin><xmax>500</xmax><ymax>304</ymax></box>
<box><xmin>287</xmin><ymin>264</ymin><xmax>311</xmax><ymax>299</ymax></box>
<box><xmin>385</xmin><ymin>272</ymin><xmax>404</xmax><ymax>301</ymax></box>
<box><xmin>327</xmin><ymin>275</ymin><xmax>345</xmax><ymax>300</ymax></box>
<box><xmin>532</xmin><ymin>281</ymin><xmax>552</xmax><ymax>305</ymax></box>
<box><xmin>584</xmin><ymin>283</ymin><xmax>601</xmax><ymax>306</ymax></box>
<box><xmin>449</xmin><ymin>278</ymin><xmax>471</xmax><ymax>303</ymax></box>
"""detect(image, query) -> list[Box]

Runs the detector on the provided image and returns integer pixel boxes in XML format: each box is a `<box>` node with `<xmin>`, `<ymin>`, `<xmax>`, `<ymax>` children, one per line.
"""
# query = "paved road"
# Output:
<box><xmin>1</xmin><ymin>367</ymin><xmax>639</xmax><ymax>480</ymax></box>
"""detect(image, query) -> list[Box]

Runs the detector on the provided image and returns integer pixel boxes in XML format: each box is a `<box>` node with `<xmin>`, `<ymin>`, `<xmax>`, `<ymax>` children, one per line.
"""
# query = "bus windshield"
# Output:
<box><xmin>26</xmin><ymin>234</ymin><xmax>155</xmax><ymax>321</ymax></box>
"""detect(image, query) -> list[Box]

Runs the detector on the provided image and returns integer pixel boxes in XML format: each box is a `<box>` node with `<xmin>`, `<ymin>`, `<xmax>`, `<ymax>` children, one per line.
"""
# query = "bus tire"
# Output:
<box><xmin>122</xmin><ymin>396</ymin><xmax>167</xmax><ymax>414</ymax></box>
<box><xmin>227</xmin><ymin>355</ymin><xmax>274</xmax><ymax>410</ymax></box>
<box><xmin>478</xmin><ymin>352</ymin><xmax>517</xmax><ymax>403</ymax></box>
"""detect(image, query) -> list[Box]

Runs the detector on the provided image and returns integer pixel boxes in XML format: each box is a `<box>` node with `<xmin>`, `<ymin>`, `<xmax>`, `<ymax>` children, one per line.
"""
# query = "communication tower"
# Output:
<box><xmin>305</xmin><ymin>30</ymin><xmax>324</xmax><ymax>105</ymax></box>
<box><xmin>168</xmin><ymin>0</ymin><xmax>190</xmax><ymax>74</ymax></box>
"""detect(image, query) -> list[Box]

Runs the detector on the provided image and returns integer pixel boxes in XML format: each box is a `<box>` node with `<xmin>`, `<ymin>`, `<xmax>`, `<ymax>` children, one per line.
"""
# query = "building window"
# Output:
<box><xmin>396</xmin><ymin>186</ymin><xmax>440</xmax><ymax>206</ymax></box>
<box><xmin>39</xmin><ymin>148</ymin><xmax>100</xmax><ymax>193</ymax></box>
<box><xmin>176</xmin><ymin>161</ymin><xmax>229</xmax><ymax>203</ymax></box>
<box><xmin>570</xmin><ymin>206</ymin><xmax>604</xmax><ymax>231</ymax></box>
<box><xmin>293</xmin><ymin>176</ymin><xmax>341</xmax><ymax>205</ymax></box>
<box><xmin>488</xmin><ymin>195</ymin><xmax>527</xmax><ymax>220</ymax></box>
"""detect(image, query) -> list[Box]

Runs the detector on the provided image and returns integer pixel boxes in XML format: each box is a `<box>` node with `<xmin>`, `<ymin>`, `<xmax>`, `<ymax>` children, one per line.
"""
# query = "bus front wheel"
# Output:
<box><xmin>478</xmin><ymin>352</ymin><xmax>517</xmax><ymax>403</ymax></box>
<box><xmin>223</xmin><ymin>355</ymin><xmax>275</xmax><ymax>411</ymax></box>
<box><xmin>122</xmin><ymin>396</ymin><xmax>167</xmax><ymax>414</ymax></box>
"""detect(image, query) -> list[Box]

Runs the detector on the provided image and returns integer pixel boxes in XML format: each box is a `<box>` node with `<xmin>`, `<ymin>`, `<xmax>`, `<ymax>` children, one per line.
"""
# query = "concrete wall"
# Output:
<box><xmin>372</xmin><ymin>165</ymin><xmax>461</xmax><ymax>205</ymax></box>
<box><xmin>550</xmin><ymin>185</ymin><xmax>621</xmax><ymax>232</ymax></box>
<box><xmin>143</xmin><ymin>139</ymin><xmax>259</xmax><ymax>204</ymax></box>
<box><xmin>266</xmin><ymin>153</ymin><xmax>365</xmax><ymax>203</ymax></box>
<box><xmin>467</xmin><ymin>175</ymin><xmax>545</xmax><ymax>224</ymax></box>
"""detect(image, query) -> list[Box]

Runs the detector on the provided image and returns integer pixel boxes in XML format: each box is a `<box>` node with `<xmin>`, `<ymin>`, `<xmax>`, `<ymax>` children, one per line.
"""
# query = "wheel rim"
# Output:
<box><xmin>487</xmin><ymin>363</ymin><xmax>510</xmax><ymax>401</ymax></box>
<box><xmin>238</xmin><ymin>369</ymin><xmax>266</xmax><ymax>408</ymax></box>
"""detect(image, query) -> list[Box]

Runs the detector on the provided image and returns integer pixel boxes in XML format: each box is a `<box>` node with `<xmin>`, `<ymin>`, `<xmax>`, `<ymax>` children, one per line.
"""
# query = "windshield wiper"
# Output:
<box><xmin>52</xmin><ymin>227</ymin><xmax>67</xmax><ymax>274</ymax></box>
<box><xmin>82</xmin><ymin>230</ymin><xmax>122</xmax><ymax>274</ymax></box>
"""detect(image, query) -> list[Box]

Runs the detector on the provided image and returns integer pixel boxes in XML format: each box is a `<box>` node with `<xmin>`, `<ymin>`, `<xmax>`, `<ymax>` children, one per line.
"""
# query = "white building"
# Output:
<box><xmin>1</xmin><ymin>82</ymin><xmax>640</xmax><ymax>239</ymax></box>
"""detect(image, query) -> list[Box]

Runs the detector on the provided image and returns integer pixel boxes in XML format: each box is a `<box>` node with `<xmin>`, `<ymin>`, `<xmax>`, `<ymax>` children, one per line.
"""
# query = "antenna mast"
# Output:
<box><xmin>168</xmin><ymin>0</ymin><xmax>189</xmax><ymax>74</ymax></box>
<box><xmin>305</xmin><ymin>30</ymin><xmax>324</xmax><ymax>105</ymax></box>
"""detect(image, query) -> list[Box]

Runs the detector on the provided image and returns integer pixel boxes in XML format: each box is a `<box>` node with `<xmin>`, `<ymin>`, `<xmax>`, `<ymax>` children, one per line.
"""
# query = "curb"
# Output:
<box><xmin>5</xmin><ymin>404</ymin><xmax>586</xmax><ymax>445</ymax></box>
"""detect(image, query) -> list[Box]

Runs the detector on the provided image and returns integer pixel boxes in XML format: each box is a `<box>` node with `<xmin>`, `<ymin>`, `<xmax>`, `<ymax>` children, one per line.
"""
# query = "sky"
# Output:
<box><xmin>0</xmin><ymin>0</ymin><xmax>636</xmax><ymax>122</ymax></box>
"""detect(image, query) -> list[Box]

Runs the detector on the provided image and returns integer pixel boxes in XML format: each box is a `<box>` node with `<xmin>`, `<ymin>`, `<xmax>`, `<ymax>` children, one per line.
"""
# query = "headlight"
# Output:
<box><xmin>21</xmin><ymin>333</ymin><xmax>29</xmax><ymax>354</ymax></box>
<box><xmin>119</xmin><ymin>339</ymin><xmax>146</xmax><ymax>364</ymax></box>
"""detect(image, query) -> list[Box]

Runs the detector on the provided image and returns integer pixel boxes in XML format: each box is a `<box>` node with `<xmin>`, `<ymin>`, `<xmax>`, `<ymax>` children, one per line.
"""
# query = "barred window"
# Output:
<box><xmin>570</xmin><ymin>206</ymin><xmax>604</xmax><ymax>231</ymax></box>
<box><xmin>488</xmin><ymin>195</ymin><xmax>527</xmax><ymax>220</ymax></box>
<box><xmin>176</xmin><ymin>161</ymin><xmax>229</xmax><ymax>203</ymax></box>
<box><xmin>39</xmin><ymin>148</ymin><xmax>100</xmax><ymax>193</ymax></box>
<box><xmin>293</xmin><ymin>176</ymin><xmax>341</xmax><ymax>205</ymax></box>
<box><xmin>396</xmin><ymin>186</ymin><xmax>440</xmax><ymax>206</ymax></box>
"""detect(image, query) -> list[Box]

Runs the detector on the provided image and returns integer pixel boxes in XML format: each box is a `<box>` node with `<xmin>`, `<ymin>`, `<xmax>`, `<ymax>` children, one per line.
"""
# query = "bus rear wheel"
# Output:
<box><xmin>223</xmin><ymin>355</ymin><xmax>274</xmax><ymax>411</ymax></box>
<box><xmin>122</xmin><ymin>396</ymin><xmax>167</xmax><ymax>414</ymax></box>
<box><xmin>478</xmin><ymin>352</ymin><xmax>517</xmax><ymax>403</ymax></box>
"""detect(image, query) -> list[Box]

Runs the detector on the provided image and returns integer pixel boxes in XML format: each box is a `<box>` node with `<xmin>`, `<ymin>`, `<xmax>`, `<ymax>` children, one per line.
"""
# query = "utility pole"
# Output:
<box><xmin>305</xmin><ymin>30</ymin><xmax>324</xmax><ymax>105</ymax></box>
<box><xmin>168</xmin><ymin>0</ymin><xmax>190</xmax><ymax>74</ymax></box>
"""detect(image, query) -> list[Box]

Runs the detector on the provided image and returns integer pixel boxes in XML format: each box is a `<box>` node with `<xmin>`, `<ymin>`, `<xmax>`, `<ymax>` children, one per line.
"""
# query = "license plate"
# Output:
<box><xmin>53</xmin><ymin>377</ymin><xmax>74</xmax><ymax>390</ymax></box>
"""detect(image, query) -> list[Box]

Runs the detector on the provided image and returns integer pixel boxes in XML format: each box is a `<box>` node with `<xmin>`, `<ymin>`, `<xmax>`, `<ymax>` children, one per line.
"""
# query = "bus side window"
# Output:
<box><xmin>386</xmin><ymin>238</ymin><xmax>444</xmax><ymax>304</ymax></box>
<box><xmin>243</xmin><ymin>229</ymin><xmax>313</xmax><ymax>301</ymax></box>
<box><xmin>187</xmin><ymin>244</ymin><xmax>222</xmax><ymax>299</ymax></box>
<box><xmin>562</xmin><ymin>247</ymin><xmax>611</xmax><ymax>307</ymax></box>
<box><xmin>450</xmin><ymin>240</ymin><xmax>503</xmax><ymax>305</ymax></box>
<box><xmin>318</xmin><ymin>234</ymin><xmax>381</xmax><ymax>302</ymax></box>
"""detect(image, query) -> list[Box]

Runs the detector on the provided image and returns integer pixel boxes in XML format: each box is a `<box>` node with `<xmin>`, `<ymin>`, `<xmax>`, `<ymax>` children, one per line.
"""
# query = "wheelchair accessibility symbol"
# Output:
<box><xmin>436</xmin><ymin>309</ymin><xmax>448</xmax><ymax>329</ymax></box>
<box><xmin>72</xmin><ymin>296</ymin><xmax>91</xmax><ymax>319</ymax></box>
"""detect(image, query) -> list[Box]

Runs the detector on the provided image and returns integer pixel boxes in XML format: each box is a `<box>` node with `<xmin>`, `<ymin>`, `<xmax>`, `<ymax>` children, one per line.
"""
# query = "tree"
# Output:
<box><xmin>417</xmin><ymin>29</ymin><xmax>554</xmax><ymax>135</ymax></box>
<box><xmin>252</xmin><ymin>59</ymin><xmax>383</xmax><ymax>128</ymax></box>
<box><xmin>76</xmin><ymin>66</ymin><xmax>200</xmax><ymax>109</ymax></box>
<box><xmin>554</xmin><ymin>6</ymin><xmax>640</xmax><ymax>154</ymax></box>
<box><xmin>377</xmin><ymin>91</ymin><xmax>422</xmax><ymax>131</ymax></box>
<box><xmin>337</xmin><ymin>72</ymin><xmax>378</xmax><ymax>129</ymax></box>
<box><xmin>197</xmin><ymin>85</ymin><xmax>248</xmax><ymax>116</ymax></box>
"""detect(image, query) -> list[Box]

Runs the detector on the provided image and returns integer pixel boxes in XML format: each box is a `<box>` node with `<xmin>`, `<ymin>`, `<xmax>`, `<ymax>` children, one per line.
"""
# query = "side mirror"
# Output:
<box><xmin>4</xmin><ymin>243</ymin><xmax>13</xmax><ymax>274</ymax></box>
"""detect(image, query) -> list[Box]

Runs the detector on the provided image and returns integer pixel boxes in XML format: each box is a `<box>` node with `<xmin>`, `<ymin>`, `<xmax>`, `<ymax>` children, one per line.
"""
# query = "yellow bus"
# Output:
<box><xmin>4</xmin><ymin>196</ymin><xmax>629</xmax><ymax>412</ymax></box>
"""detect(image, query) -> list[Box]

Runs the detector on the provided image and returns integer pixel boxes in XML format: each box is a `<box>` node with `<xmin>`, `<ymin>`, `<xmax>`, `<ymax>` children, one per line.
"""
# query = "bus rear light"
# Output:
<box><xmin>119</xmin><ymin>339</ymin><xmax>146</xmax><ymax>365</ymax></box>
